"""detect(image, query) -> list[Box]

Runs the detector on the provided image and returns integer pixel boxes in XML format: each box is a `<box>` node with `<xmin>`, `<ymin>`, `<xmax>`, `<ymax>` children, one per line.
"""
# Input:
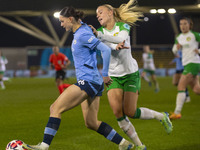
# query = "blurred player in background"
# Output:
<box><xmin>89</xmin><ymin>0</ymin><xmax>172</xmax><ymax>149</ymax></box>
<box><xmin>23</xmin><ymin>6</ymin><xmax>134</xmax><ymax>150</ymax></box>
<box><xmin>49</xmin><ymin>46</ymin><xmax>71</xmax><ymax>94</ymax></box>
<box><xmin>141</xmin><ymin>45</ymin><xmax>160</xmax><ymax>92</ymax></box>
<box><xmin>0</xmin><ymin>50</ymin><xmax>8</xmax><ymax>90</ymax></box>
<box><xmin>169</xmin><ymin>50</ymin><xmax>190</xmax><ymax>103</ymax></box>
<box><xmin>170</xmin><ymin>17</ymin><xmax>200</xmax><ymax>120</ymax></box>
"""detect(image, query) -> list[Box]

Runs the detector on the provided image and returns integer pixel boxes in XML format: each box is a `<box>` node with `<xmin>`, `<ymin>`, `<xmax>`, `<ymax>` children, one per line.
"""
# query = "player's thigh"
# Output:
<box><xmin>0</xmin><ymin>73</ymin><xmax>3</xmax><ymax>79</ymax></box>
<box><xmin>173</xmin><ymin>73</ymin><xmax>181</xmax><ymax>85</ymax></box>
<box><xmin>107</xmin><ymin>89</ymin><xmax>124</xmax><ymax>118</ymax></box>
<box><xmin>50</xmin><ymin>85</ymin><xmax>88</xmax><ymax>116</ymax></box>
<box><xmin>178</xmin><ymin>74</ymin><xmax>192</xmax><ymax>90</ymax></box>
<box><xmin>56</xmin><ymin>78</ymin><xmax>63</xmax><ymax>86</ymax></box>
<box><xmin>189</xmin><ymin>75</ymin><xmax>200</xmax><ymax>94</ymax></box>
<box><xmin>123</xmin><ymin>91</ymin><xmax>138</xmax><ymax>117</ymax></box>
<box><xmin>141</xmin><ymin>71</ymin><xmax>146</xmax><ymax>77</ymax></box>
<box><xmin>151</xmin><ymin>74</ymin><xmax>157</xmax><ymax>81</ymax></box>
<box><xmin>81</xmin><ymin>97</ymin><xmax>101</xmax><ymax>130</ymax></box>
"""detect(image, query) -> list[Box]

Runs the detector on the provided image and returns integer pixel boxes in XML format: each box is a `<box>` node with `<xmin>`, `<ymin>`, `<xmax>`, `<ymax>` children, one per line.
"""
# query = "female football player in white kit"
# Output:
<box><xmin>0</xmin><ymin>50</ymin><xmax>8</xmax><ymax>90</ymax></box>
<box><xmin>141</xmin><ymin>45</ymin><xmax>160</xmax><ymax>92</ymax></box>
<box><xmin>170</xmin><ymin>17</ymin><xmax>200</xmax><ymax>120</ymax></box>
<box><xmin>89</xmin><ymin>0</ymin><xmax>173</xmax><ymax>149</ymax></box>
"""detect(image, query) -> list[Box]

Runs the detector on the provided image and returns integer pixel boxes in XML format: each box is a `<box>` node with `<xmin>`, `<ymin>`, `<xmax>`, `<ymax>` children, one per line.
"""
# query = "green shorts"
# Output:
<box><xmin>0</xmin><ymin>71</ymin><xmax>4</xmax><ymax>75</ymax></box>
<box><xmin>143</xmin><ymin>69</ymin><xmax>155</xmax><ymax>75</ymax></box>
<box><xmin>183</xmin><ymin>63</ymin><xmax>200</xmax><ymax>76</ymax></box>
<box><xmin>107</xmin><ymin>71</ymin><xmax>141</xmax><ymax>93</ymax></box>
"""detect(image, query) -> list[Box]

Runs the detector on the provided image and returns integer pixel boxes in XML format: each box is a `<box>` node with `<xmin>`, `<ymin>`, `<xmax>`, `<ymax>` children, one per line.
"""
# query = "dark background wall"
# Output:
<box><xmin>0</xmin><ymin>13</ymin><xmax>199</xmax><ymax>47</ymax></box>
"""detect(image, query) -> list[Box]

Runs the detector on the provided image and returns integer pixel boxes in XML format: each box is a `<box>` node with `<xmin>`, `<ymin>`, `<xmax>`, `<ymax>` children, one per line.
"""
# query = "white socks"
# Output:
<box><xmin>140</xmin><ymin>107</ymin><xmax>164</xmax><ymax>121</ymax></box>
<box><xmin>174</xmin><ymin>92</ymin><xmax>186</xmax><ymax>114</ymax></box>
<box><xmin>155</xmin><ymin>82</ymin><xmax>159</xmax><ymax>89</ymax></box>
<box><xmin>41</xmin><ymin>142</ymin><xmax>49</xmax><ymax>149</ymax></box>
<box><xmin>118</xmin><ymin>108</ymin><xmax>165</xmax><ymax>146</ymax></box>
<box><xmin>0</xmin><ymin>81</ymin><xmax>5</xmax><ymax>89</ymax></box>
<box><xmin>118</xmin><ymin>117</ymin><xmax>142</xmax><ymax>146</ymax></box>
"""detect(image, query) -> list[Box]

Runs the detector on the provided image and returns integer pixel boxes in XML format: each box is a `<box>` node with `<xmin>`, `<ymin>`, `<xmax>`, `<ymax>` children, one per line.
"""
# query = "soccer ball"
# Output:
<box><xmin>6</xmin><ymin>140</ymin><xmax>27</xmax><ymax>150</ymax></box>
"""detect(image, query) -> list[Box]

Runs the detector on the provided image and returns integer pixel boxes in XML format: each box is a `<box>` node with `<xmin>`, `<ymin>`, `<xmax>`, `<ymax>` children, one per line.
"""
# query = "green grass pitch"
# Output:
<box><xmin>0</xmin><ymin>77</ymin><xmax>200</xmax><ymax>150</ymax></box>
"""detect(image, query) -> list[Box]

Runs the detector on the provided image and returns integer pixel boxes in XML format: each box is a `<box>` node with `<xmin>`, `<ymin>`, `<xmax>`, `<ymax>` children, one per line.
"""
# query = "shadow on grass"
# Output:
<box><xmin>165</xmin><ymin>144</ymin><xmax>200</xmax><ymax>150</ymax></box>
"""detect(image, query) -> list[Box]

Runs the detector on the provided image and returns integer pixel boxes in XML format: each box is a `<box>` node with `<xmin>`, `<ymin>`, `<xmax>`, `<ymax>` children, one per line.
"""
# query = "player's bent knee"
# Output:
<box><xmin>50</xmin><ymin>104</ymin><xmax>53</xmax><ymax>113</ymax></box>
<box><xmin>113</xmin><ymin>109</ymin><xmax>123</xmax><ymax>118</ymax></box>
<box><xmin>49</xmin><ymin>103</ymin><xmax>62</xmax><ymax>116</ymax></box>
<box><xmin>124</xmin><ymin>109</ymin><xmax>135</xmax><ymax>118</ymax></box>
<box><xmin>84</xmin><ymin>121</ymin><xmax>98</xmax><ymax>131</ymax></box>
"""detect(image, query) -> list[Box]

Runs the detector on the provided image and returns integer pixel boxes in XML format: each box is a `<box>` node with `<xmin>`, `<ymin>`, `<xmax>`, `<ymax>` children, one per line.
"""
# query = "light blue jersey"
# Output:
<box><xmin>71</xmin><ymin>23</ymin><xmax>103</xmax><ymax>85</ymax></box>
<box><xmin>172</xmin><ymin>50</ymin><xmax>184</xmax><ymax>71</ymax></box>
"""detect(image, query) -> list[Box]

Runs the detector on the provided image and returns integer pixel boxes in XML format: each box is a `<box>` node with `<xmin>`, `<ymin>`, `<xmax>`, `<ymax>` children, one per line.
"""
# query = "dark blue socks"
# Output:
<box><xmin>43</xmin><ymin>117</ymin><xmax>61</xmax><ymax>145</ymax></box>
<box><xmin>97</xmin><ymin>122</ymin><xmax>122</xmax><ymax>144</ymax></box>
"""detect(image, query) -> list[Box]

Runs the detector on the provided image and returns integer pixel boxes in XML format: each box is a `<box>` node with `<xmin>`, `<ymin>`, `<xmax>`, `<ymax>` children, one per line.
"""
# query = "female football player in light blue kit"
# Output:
<box><xmin>89</xmin><ymin>0</ymin><xmax>173</xmax><ymax>149</ymax></box>
<box><xmin>23</xmin><ymin>6</ymin><xmax>133</xmax><ymax>150</ymax></box>
<box><xmin>170</xmin><ymin>17</ymin><xmax>200</xmax><ymax>120</ymax></box>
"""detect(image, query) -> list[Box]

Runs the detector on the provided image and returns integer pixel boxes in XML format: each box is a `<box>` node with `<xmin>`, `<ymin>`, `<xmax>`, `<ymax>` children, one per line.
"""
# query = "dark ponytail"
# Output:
<box><xmin>60</xmin><ymin>6</ymin><xmax>84</xmax><ymax>21</ymax></box>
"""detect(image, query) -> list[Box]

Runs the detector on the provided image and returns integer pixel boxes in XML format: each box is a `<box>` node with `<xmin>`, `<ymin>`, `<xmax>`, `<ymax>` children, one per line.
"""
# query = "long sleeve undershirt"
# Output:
<box><xmin>97</xmin><ymin>30</ymin><xmax>129</xmax><ymax>50</ymax></box>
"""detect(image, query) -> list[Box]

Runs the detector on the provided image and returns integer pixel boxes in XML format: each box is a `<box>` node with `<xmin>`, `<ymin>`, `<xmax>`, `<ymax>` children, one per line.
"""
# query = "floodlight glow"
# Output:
<box><xmin>168</xmin><ymin>8</ymin><xmax>176</xmax><ymax>14</ymax></box>
<box><xmin>150</xmin><ymin>9</ymin><xmax>157</xmax><ymax>14</ymax></box>
<box><xmin>198</xmin><ymin>4</ymin><xmax>200</xmax><ymax>8</ymax></box>
<box><xmin>54</xmin><ymin>12</ymin><xmax>60</xmax><ymax>18</ymax></box>
<box><xmin>157</xmin><ymin>9</ymin><xmax>166</xmax><ymax>14</ymax></box>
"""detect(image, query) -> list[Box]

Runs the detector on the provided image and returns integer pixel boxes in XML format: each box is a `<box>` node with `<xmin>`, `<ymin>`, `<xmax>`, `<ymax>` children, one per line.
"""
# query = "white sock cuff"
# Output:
<box><xmin>118</xmin><ymin>116</ymin><xmax>130</xmax><ymax>128</ymax></box>
<box><xmin>41</xmin><ymin>142</ymin><xmax>50</xmax><ymax>147</ymax></box>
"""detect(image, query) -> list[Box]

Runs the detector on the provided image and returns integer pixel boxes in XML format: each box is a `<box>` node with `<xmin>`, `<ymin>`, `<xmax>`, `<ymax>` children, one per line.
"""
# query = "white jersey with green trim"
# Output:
<box><xmin>172</xmin><ymin>30</ymin><xmax>200</xmax><ymax>66</ymax></box>
<box><xmin>142</xmin><ymin>53</ymin><xmax>155</xmax><ymax>71</ymax></box>
<box><xmin>0</xmin><ymin>56</ymin><xmax>8</xmax><ymax>71</ymax></box>
<box><xmin>97</xmin><ymin>22</ymin><xmax>138</xmax><ymax>77</ymax></box>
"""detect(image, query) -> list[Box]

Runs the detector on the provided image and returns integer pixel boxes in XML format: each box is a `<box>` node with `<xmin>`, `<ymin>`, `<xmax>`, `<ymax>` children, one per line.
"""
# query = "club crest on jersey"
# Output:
<box><xmin>73</xmin><ymin>40</ymin><xmax>77</xmax><ymax>44</ymax></box>
<box><xmin>186</xmin><ymin>37</ymin><xmax>191</xmax><ymax>41</ymax></box>
<box><xmin>113</xmin><ymin>32</ymin><xmax>119</xmax><ymax>36</ymax></box>
<box><xmin>88</xmin><ymin>36</ymin><xmax>95</xmax><ymax>43</ymax></box>
<box><xmin>58</xmin><ymin>60</ymin><xmax>62</xmax><ymax>64</ymax></box>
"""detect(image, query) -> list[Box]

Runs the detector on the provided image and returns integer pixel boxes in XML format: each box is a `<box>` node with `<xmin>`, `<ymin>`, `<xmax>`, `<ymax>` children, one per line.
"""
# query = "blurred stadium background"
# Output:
<box><xmin>0</xmin><ymin>0</ymin><xmax>200</xmax><ymax>78</ymax></box>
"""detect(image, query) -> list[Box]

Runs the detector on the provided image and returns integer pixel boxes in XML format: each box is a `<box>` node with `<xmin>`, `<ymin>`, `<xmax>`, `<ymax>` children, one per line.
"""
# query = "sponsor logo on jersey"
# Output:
<box><xmin>113</xmin><ymin>32</ymin><xmax>119</xmax><ymax>36</ymax></box>
<box><xmin>186</xmin><ymin>37</ymin><xmax>191</xmax><ymax>41</ymax></box>
<box><xmin>88</xmin><ymin>36</ymin><xmax>95</xmax><ymax>43</ymax></box>
<box><xmin>123</xmin><ymin>23</ymin><xmax>130</xmax><ymax>30</ymax></box>
<box><xmin>128</xmin><ymin>85</ymin><xmax>136</xmax><ymax>87</ymax></box>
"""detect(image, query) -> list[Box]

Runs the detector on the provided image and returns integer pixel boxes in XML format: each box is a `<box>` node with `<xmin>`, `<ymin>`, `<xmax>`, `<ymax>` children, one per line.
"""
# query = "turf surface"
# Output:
<box><xmin>0</xmin><ymin>77</ymin><xmax>200</xmax><ymax>150</ymax></box>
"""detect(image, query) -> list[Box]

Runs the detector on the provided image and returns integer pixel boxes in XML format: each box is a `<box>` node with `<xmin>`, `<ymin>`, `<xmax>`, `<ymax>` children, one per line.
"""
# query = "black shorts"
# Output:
<box><xmin>56</xmin><ymin>70</ymin><xmax>66</xmax><ymax>80</ymax></box>
<box><xmin>176</xmin><ymin>69</ymin><xmax>183</xmax><ymax>74</ymax></box>
<box><xmin>75</xmin><ymin>80</ymin><xmax>104</xmax><ymax>99</ymax></box>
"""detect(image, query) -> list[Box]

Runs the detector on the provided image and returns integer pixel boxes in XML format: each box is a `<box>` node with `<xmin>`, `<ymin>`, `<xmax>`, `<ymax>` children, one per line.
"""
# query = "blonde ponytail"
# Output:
<box><xmin>102</xmin><ymin>0</ymin><xmax>143</xmax><ymax>26</ymax></box>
